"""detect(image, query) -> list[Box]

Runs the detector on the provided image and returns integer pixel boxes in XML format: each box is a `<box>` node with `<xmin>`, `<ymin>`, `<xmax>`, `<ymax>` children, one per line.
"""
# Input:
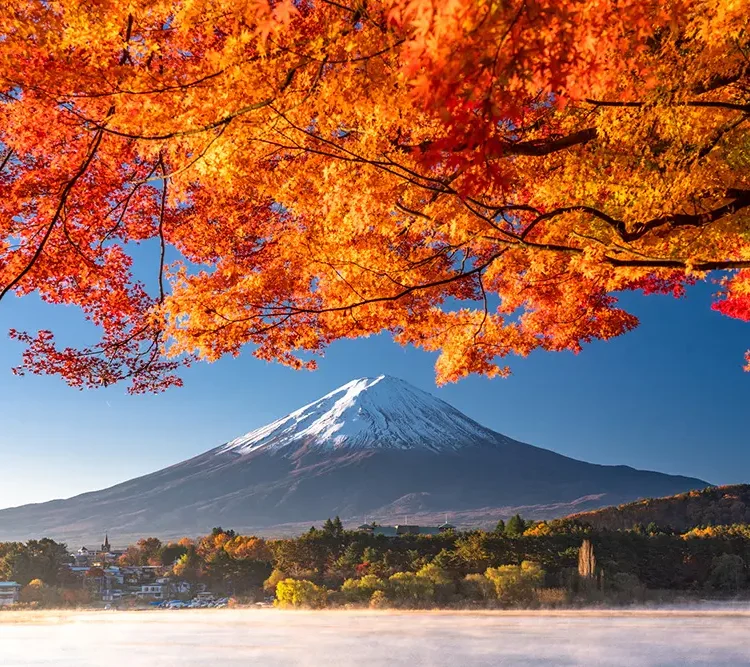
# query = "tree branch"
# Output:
<box><xmin>394</xmin><ymin>128</ymin><xmax>598</xmax><ymax>157</ymax></box>
<box><xmin>0</xmin><ymin>117</ymin><xmax>109</xmax><ymax>303</ymax></box>
<box><xmin>585</xmin><ymin>98</ymin><xmax>750</xmax><ymax>113</ymax></box>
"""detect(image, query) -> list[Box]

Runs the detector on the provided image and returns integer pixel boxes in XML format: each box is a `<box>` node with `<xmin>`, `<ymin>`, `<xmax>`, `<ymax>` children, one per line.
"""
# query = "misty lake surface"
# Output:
<box><xmin>2</xmin><ymin>608</ymin><xmax>750</xmax><ymax>666</ymax></box>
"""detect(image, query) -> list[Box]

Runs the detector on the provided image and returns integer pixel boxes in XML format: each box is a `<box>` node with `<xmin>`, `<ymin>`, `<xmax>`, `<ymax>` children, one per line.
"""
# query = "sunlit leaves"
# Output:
<box><xmin>0</xmin><ymin>0</ymin><xmax>748</xmax><ymax>390</ymax></box>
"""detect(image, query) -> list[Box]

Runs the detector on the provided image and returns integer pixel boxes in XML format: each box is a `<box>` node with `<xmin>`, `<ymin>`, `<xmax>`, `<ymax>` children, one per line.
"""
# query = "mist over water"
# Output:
<box><xmin>2</xmin><ymin>609</ymin><xmax>750</xmax><ymax>666</ymax></box>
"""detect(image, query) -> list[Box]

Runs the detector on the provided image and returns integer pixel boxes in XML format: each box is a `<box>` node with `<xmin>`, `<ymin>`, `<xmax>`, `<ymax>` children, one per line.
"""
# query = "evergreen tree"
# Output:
<box><xmin>505</xmin><ymin>514</ymin><xmax>526</xmax><ymax>537</ymax></box>
<box><xmin>495</xmin><ymin>519</ymin><xmax>506</xmax><ymax>534</ymax></box>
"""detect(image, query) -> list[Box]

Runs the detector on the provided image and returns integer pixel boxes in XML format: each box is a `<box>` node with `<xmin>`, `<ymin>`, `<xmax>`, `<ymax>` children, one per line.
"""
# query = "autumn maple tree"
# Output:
<box><xmin>1</xmin><ymin>0</ymin><xmax>748</xmax><ymax>392</ymax></box>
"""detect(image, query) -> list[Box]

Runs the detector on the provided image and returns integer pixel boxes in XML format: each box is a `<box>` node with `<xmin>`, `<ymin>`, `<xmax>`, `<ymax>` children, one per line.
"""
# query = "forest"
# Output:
<box><xmin>5</xmin><ymin>513</ymin><xmax>750</xmax><ymax>609</ymax></box>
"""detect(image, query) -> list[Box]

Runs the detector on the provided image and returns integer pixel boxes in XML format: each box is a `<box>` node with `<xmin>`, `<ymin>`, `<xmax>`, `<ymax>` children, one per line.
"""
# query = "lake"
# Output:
<box><xmin>2</xmin><ymin>608</ymin><xmax>750</xmax><ymax>666</ymax></box>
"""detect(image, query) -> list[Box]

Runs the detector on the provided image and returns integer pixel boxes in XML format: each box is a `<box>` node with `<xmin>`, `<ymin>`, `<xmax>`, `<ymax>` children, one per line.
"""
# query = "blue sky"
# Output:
<box><xmin>1</xmin><ymin>280</ymin><xmax>749</xmax><ymax>510</ymax></box>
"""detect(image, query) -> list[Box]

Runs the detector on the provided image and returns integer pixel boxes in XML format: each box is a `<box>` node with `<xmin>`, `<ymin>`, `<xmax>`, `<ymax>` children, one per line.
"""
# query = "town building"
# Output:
<box><xmin>137</xmin><ymin>584</ymin><xmax>164</xmax><ymax>599</ymax></box>
<box><xmin>0</xmin><ymin>582</ymin><xmax>21</xmax><ymax>606</ymax></box>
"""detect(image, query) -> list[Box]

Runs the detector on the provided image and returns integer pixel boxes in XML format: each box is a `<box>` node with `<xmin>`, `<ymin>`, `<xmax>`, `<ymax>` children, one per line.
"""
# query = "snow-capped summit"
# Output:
<box><xmin>221</xmin><ymin>375</ymin><xmax>505</xmax><ymax>455</ymax></box>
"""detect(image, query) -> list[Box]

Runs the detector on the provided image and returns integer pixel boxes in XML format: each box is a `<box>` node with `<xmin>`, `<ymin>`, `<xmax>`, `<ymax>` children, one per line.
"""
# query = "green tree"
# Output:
<box><xmin>274</xmin><ymin>579</ymin><xmax>328</xmax><ymax>609</ymax></box>
<box><xmin>495</xmin><ymin>519</ymin><xmax>506</xmax><ymax>534</ymax></box>
<box><xmin>431</xmin><ymin>548</ymin><xmax>457</xmax><ymax>570</ymax></box>
<box><xmin>322</xmin><ymin>517</ymin><xmax>344</xmax><ymax>540</ymax></box>
<box><xmin>172</xmin><ymin>545</ymin><xmax>203</xmax><ymax>582</ymax></box>
<box><xmin>387</xmin><ymin>572</ymin><xmax>434</xmax><ymax>607</ymax></box>
<box><xmin>263</xmin><ymin>568</ymin><xmax>288</xmax><ymax>596</ymax></box>
<box><xmin>416</xmin><ymin>563</ymin><xmax>453</xmax><ymax>602</ymax></box>
<box><xmin>159</xmin><ymin>542</ymin><xmax>188</xmax><ymax>567</ymax></box>
<box><xmin>341</xmin><ymin>575</ymin><xmax>386</xmax><ymax>603</ymax></box>
<box><xmin>335</xmin><ymin>543</ymin><xmax>362</xmax><ymax>572</ymax></box>
<box><xmin>5</xmin><ymin>539</ymin><xmax>70</xmax><ymax>586</ymax></box>
<box><xmin>645</xmin><ymin>522</ymin><xmax>660</xmax><ymax>535</ymax></box>
<box><xmin>461</xmin><ymin>573</ymin><xmax>495</xmax><ymax>602</ymax></box>
<box><xmin>610</xmin><ymin>573</ymin><xmax>646</xmax><ymax>602</ymax></box>
<box><xmin>505</xmin><ymin>515</ymin><xmax>526</xmax><ymax>537</ymax></box>
<box><xmin>454</xmin><ymin>533</ymin><xmax>492</xmax><ymax>572</ymax></box>
<box><xmin>0</xmin><ymin>542</ymin><xmax>24</xmax><ymax>581</ymax></box>
<box><xmin>709</xmin><ymin>554</ymin><xmax>746</xmax><ymax>592</ymax></box>
<box><xmin>416</xmin><ymin>563</ymin><xmax>452</xmax><ymax>586</ymax></box>
<box><xmin>485</xmin><ymin>561</ymin><xmax>544</xmax><ymax>605</ymax></box>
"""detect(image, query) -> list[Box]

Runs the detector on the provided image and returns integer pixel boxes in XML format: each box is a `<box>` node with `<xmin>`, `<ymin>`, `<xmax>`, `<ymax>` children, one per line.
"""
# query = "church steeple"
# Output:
<box><xmin>101</xmin><ymin>533</ymin><xmax>111</xmax><ymax>553</ymax></box>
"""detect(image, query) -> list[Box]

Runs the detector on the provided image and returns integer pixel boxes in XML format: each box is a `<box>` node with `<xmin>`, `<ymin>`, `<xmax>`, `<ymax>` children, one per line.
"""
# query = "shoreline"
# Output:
<box><xmin>4</xmin><ymin>604</ymin><xmax>750</xmax><ymax>625</ymax></box>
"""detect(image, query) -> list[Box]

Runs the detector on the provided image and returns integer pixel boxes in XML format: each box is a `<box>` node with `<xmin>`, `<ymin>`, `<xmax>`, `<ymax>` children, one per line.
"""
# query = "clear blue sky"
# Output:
<box><xmin>1</xmin><ymin>281</ymin><xmax>749</xmax><ymax>510</ymax></box>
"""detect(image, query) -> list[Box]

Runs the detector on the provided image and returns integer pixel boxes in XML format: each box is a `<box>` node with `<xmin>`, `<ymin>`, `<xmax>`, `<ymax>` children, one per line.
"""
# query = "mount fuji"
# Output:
<box><xmin>0</xmin><ymin>375</ymin><xmax>708</xmax><ymax>543</ymax></box>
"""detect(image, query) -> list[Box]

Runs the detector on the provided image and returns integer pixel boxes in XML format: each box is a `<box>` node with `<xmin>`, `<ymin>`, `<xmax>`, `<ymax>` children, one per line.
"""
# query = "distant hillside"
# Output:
<box><xmin>567</xmin><ymin>484</ymin><xmax>750</xmax><ymax>531</ymax></box>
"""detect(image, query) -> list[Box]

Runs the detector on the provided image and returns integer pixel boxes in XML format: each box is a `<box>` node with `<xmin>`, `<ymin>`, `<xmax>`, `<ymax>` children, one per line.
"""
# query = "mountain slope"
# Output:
<box><xmin>567</xmin><ymin>484</ymin><xmax>750</xmax><ymax>532</ymax></box>
<box><xmin>0</xmin><ymin>376</ymin><xmax>709</xmax><ymax>544</ymax></box>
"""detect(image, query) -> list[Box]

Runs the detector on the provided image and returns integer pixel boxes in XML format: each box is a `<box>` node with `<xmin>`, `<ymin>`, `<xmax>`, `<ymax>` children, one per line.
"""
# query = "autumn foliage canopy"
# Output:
<box><xmin>1</xmin><ymin>0</ymin><xmax>749</xmax><ymax>391</ymax></box>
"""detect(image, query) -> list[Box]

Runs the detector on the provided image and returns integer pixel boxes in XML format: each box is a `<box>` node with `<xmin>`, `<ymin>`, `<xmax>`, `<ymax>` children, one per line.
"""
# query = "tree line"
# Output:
<box><xmin>6</xmin><ymin>516</ymin><xmax>750</xmax><ymax>608</ymax></box>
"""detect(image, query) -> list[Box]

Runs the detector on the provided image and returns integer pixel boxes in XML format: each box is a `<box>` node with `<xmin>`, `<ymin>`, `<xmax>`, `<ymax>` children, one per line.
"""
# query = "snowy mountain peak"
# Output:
<box><xmin>221</xmin><ymin>375</ymin><xmax>505</xmax><ymax>456</ymax></box>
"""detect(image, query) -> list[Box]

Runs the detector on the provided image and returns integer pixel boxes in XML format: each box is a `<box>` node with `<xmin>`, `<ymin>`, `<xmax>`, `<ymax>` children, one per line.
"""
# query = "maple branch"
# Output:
<box><xmin>158</xmin><ymin>125</ymin><xmax>228</xmax><ymax>182</ymax></box>
<box><xmin>86</xmin><ymin>62</ymin><xmax>307</xmax><ymax>141</ymax></box>
<box><xmin>61</xmin><ymin>207</ymin><xmax>98</xmax><ymax>270</ymax></box>
<box><xmin>485</xmin><ymin>235</ymin><xmax>750</xmax><ymax>271</ymax></box>
<box><xmin>99</xmin><ymin>161</ymin><xmax>161</xmax><ymax>247</ymax></box>
<box><xmin>696</xmin><ymin>115</ymin><xmax>748</xmax><ymax>159</ymax></box>
<box><xmin>690</xmin><ymin>64</ymin><xmax>750</xmax><ymax>94</ymax></box>
<box><xmin>474</xmin><ymin>270</ymin><xmax>490</xmax><ymax>344</ymax></box>
<box><xmin>0</xmin><ymin>149</ymin><xmax>13</xmax><ymax>173</ymax></box>
<box><xmin>500</xmin><ymin>128</ymin><xmax>599</xmax><ymax>156</ymax></box>
<box><xmin>214</xmin><ymin>256</ymin><xmax>495</xmax><ymax>323</ymax></box>
<box><xmin>627</xmin><ymin>189</ymin><xmax>750</xmax><ymax>240</ymax></box>
<box><xmin>119</xmin><ymin>14</ymin><xmax>134</xmax><ymax>66</ymax></box>
<box><xmin>157</xmin><ymin>155</ymin><xmax>168</xmax><ymax>303</ymax></box>
<box><xmin>68</xmin><ymin>66</ymin><xmax>236</xmax><ymax>99</ymax></box>
<box><xmin>389</xmin><ymin>95</ymin><xmax>748</xmax><ymax>165</ymax></box>
<box><xmin>394</xmin><ymin>201</ymin><xmax>435</xmax><ymax>222</ymax></box>
<box><xmin>394</xmin><ymin>128</ymin><xmax>598</xmax><ymax>157</ymax></box>
<box><xmin>0</xmin><ymin>122</ymin><xmax>107</xmax><ymax>303</ymax></box>
<box><xmin>585</xmin><ymin>98</ymin><xmax>750</xmax><ymax>113</ymax></box>
<box><xmin>269</xmin><ymin>119</ymin><xmax>454</xmax><ymax>195</ymax></box>
<box><xmin>519</xmin><ymin>189</ymin><xmax>750</xmax><ymax>243</ymax></box>
<box><xmin>605</xmin><ymin>257</ymin><xmax>750</xmax><ymax>270</ymax></box>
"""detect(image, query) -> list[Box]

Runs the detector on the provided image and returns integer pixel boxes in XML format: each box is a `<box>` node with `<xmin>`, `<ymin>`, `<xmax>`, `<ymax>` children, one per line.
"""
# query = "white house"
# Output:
<box><xmin>137</xmin><ymin>584</ymin><xmax>163</xmax><ymax>599</ymax></box>
<box><xmin>0</xmin><ymin>582</ymin><xmax>21</xmax><ymax>606</ymax></box>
